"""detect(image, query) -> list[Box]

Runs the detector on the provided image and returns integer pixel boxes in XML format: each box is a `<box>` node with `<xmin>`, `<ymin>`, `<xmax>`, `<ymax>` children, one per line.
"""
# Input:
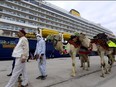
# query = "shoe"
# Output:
<box><xmin>36</xmin><ymin>76</ymin><xmax>42</xmax><ymax>79</ymax></box>
<box><xmin>36</xmin><ymin>75</ymin><xmax>47</xmax><ymax>79</ymax></box>
<box><xmin>7</xmin><ymin>73</ymin><xmax>12</xmax><ymax>76</ymax></box>
<box><xmin>41</xmin><ymin>76</ymin><xmax>46</xmax><ymax>80</ymax></box>
<box><xmin>21</xmin><ymin>84</ymin><xmax>28</xmax><ymax>87</ymax></box>
<box><xmin>41</xmin><ymin>75</ymin><xmax>47</xmax><ymax>80</ymax></box>
<box><xmin>80</xmin><ymin>66</ymin><xmax>83</xmax><ymax>68</ymax></box>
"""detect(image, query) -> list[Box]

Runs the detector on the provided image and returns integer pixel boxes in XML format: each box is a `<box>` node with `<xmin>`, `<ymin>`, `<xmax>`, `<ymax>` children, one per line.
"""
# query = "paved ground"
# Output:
<box><xmin>0</xmin><ymin>56</ymin><xmax>116</xmax><ymax>87</ymax></box>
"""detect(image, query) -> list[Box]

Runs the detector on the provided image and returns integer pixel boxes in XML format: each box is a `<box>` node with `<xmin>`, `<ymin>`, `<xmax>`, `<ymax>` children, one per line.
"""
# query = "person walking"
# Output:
<box><xmin>34</xmin><ymin>34</ymin><xmax>47</xmax><ymax>80</ymax></box>
<box><xmin>5</xmin><ymin>29</ymin><xmax>29</xmax><ymax>87</ymax></box>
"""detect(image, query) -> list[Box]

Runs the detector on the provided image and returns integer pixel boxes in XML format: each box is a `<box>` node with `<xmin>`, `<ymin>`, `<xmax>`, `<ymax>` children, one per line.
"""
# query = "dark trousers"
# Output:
<box><xmin>10</xmin><ymin>58</ymin><xmax>15</xmax><ymax>74</ymax></box>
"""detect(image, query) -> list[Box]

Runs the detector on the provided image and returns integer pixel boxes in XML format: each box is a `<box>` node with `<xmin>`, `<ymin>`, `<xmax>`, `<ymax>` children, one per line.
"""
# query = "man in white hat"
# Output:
<box><xmin>34</xmin><ymin>34</ymin><xmax>47</xmax><ymax>80</ymax></box>
<box><xmin>5</xmin><ymin>29</ymin><xmax>29</xmax><ymax>87</ymax></box>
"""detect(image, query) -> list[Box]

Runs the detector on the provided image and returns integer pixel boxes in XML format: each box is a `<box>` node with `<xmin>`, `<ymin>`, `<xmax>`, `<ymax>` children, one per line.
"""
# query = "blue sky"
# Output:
<box><xmin>47</xmin><ymin>1</ymin><xmax>116</xmax><ymax>35</ymax></box>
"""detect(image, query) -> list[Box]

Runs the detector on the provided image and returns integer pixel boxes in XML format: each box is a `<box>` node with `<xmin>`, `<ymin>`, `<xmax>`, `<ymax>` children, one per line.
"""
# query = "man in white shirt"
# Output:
<box><xmin>5</xmin><ymin>29</ymin><xmax>29</xmax><ymax>87</ymax></box>
<box><xmin>34</xmin><ymin>34</ymin><xmax>47</xmax><ymax>80</ymax></box>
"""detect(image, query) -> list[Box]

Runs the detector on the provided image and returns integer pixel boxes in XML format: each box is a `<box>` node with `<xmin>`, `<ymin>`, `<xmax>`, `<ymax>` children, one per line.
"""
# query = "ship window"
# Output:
<box><xmin>0</xmin><ymin>8</ymin><xmax>3</xmax><ymax>11</ymax></box>
<box><xmin>0</xmin><ymin>1</ymin><xmax>4</xmax><ymax>5</ymax></box>
<box><xmin>15</xmin><ymin>26</ymin><xmax>20</xmax><ymax>30</ymax></box>
<box><xmin>0</xmin><ymin>15</ymin><xmax>2</xmax><ymax>18</ymax></box>
<box><xmin>28</xmin><ymin>29</ymin><xmax>33</xmax><ymax>33</ymax></box>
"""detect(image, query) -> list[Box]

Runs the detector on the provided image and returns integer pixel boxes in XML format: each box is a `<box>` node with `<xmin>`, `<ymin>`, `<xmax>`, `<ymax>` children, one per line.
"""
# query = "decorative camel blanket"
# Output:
<box><xmin>68</xmin><ymin>39</ymin><xmax>80</xmax><ymax>48</ymax></box>
<box><xmin>107</xmin><ymin>40</ymin><xmax>116</xmax><ymax>47</ymax></box>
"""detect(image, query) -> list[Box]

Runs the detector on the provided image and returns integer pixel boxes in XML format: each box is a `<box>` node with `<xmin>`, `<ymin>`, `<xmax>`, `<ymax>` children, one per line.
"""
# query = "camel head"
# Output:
<box><xmin>46</xmin><ymin>34</ymin><xmax>63</xmax><ymax>52</ymax></box>
<box><xmin>79</xmin><ymin>32</ymin><xmax>91</xmax><ymax>48</ymax></box>
<box><xmin>79</xmin><ymin>33</ymin><xmax>86</xmax><ymax>41</ymax></box>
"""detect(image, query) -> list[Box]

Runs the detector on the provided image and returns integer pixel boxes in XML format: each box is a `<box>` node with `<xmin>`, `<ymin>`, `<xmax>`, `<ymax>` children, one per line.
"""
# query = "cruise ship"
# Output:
<box><xmin>0</xmin><ymin>0</ymin><xmax>115</xmax><ymax>60</ymax></box>
<box><xmin>0</xmin><ymin>0</ymin><xmax>115</xmax><ymax>39</ymax></box>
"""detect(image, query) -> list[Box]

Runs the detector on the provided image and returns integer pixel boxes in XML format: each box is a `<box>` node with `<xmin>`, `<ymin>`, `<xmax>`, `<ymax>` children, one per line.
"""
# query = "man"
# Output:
<box><xmin>5</xmin><ymin>29</ymin><xmax>29</xmax><ymax>87</ymax></box>
<box><xmin>34</xmin><ymin>34</ymin><xmax>47</xmax><ymax>80</ymax></box>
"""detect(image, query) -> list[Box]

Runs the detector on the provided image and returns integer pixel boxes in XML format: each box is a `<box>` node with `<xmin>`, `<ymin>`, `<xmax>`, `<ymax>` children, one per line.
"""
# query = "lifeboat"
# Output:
<box><xmin>25</xmin><ymin>28</ymin><xmax>72</xmax><ymax>40</ymax></box>
<box><xmin>42</xmin><ymin>28</ymin><xmax>59</xmax><ymax>38</ymax></box>
<box><xmin>25</xmin><ymin>32</ymin><xmax>36</xmax><ymax>38</ymax></box>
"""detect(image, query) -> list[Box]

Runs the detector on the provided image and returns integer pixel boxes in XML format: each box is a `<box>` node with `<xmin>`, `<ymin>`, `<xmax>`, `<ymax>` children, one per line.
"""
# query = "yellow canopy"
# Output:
<box><xmin>42</xmin><ymin>28</ymin><xmax>59</xmax><ymax>38</ymax></box>
<box><xmin>63</xmin><ymin>32</ymin><xmax>71</xmax><ymax>40</ymax></box>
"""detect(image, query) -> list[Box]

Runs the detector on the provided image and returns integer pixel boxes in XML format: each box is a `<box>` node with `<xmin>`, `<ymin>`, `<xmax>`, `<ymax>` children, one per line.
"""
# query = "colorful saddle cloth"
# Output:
<box><xmin>107</xmin><ymin>40</ymin><xmax>116</xmax><ymax>47</ymax></box>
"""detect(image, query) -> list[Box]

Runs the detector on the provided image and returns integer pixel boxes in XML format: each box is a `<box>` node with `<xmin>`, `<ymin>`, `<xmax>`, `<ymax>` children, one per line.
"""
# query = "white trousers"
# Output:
<box><xmin>5</xmin><ymin>58</ymin><xmax>28</xmax><ymax>87</ymax></box>
<box><xmin>37</xmin><ymin>56</ymin><xmax>47</xmax><ymax>76</ymax></box>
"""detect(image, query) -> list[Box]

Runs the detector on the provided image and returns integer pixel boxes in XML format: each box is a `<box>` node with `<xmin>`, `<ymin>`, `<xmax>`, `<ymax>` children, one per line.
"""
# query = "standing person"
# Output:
<box><xmin>34</xmin><ymin>34</ymin><xmax>47</xmax><ymax>80</ymax></box>
<box><xmin>5</xmin><ymin>29</ymin><xmax>29</xmax><ymax>87</ymax></box>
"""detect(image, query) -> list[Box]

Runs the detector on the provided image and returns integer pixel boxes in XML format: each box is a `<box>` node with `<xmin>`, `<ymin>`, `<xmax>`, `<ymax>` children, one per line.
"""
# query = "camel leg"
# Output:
<box><xmin>84</xmin><ymin>54</ymin><xmax>89</xmax><ymax>71</ymax></box>
<box><xmin>81</xmin><ymin>55</ymin><xmax>88</xmax><ymax>70</ymax></box>
<box><xmin>100</xmin><ymin>63</ymin><xmax>105</xmax><ymax>78</ymax></box>
<box><xmin>83</xmin><ymin>59</ymin><xmax>85</xmax><ymax>70</ymax></box>
<box><xmin>100</xmin><ymin>52</ymin><xmax>105</xmax><ymax>77</ymax></box>
<box><xmin>87</xmin><ymin>56</ymin><xmax>90</xmax><ymax>67</ymax></box>
<box><xmin>82</xmin><ymin>56</ymin><xmax>85</xmax><ymax>70</ymax></box>
<box><xmin>107</xmin><ymin>54</ymin><xmax>114</xmax><ymax>72</ymax></box>
<box><xmin>80</xmin><ymin>55</ymin><xmax>85</xmax><ymax>70</ymax></box>
<box><xmin>86</xmin><ymin>55</ymin><xmax>89</xmax><ymax>71</ymax></box>
<box><xmin>71</xmin><ymin>55</ymin><xmax>76</xmax><ymax>77</ymax></box>
<box><xmin>80</xmin><ymin>55</ymin><xmax>83</xmax><ymax>68</ymax></box>
<box><xmin>107</xmin><ymin>55</ymin><xmax>111</xmax><ymax>72</ymax></box>
<box><xmin>112</xmin><ymin>54</ymin><xmax>115</xmax><ymax>61</ymax></box>
<box><xmin>87</xmin><ymin>60</ymin><xmax>90</xmax><ymax>71</ymax></box>
<box><xmin>112</xmin><ymin>48</ymin><xmax>116</xmax><ymax>62</ymax></box>
<box><xmin>110</xmin><ymin>54</ymin><xmax>115</xmax><ymax>65</ymax></box>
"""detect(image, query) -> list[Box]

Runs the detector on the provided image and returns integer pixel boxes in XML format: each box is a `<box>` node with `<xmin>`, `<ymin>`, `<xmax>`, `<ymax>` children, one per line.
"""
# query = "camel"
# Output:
<box><xmin>90</xmin><ymin>33</ymin><xmax>115</xmax><ymax>77</ymax></box>
<box><xmin>78</xmin><ymin>33</ymin><xmax>91</xmax><ymax>70</ymax></box>
<box><xmin>46</xmin><ymin>33</ymin><xmax>91</xmax><ymax>76</ymax></box>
